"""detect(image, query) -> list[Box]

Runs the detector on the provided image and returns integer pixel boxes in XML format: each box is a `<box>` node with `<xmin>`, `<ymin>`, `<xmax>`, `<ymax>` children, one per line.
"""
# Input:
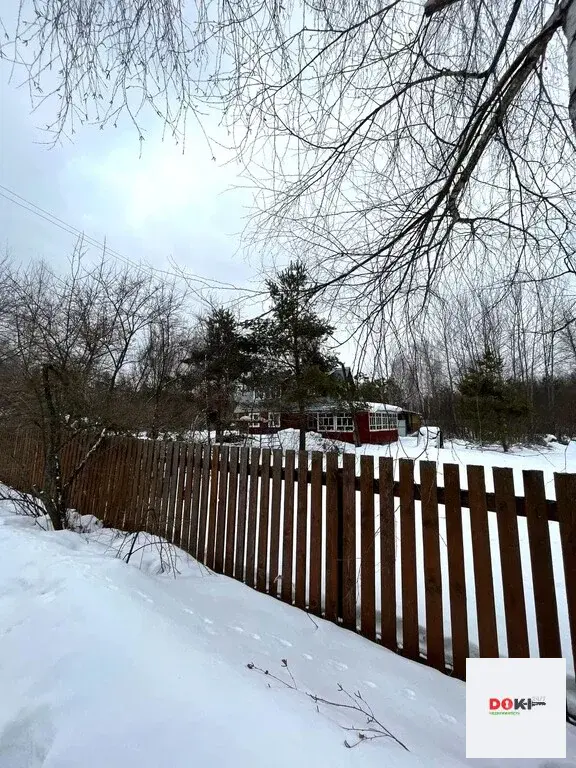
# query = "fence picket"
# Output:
<box><xmin>524</xmin><ymin>470</ymin><xmax>562</xmax><ymax>658</ymax></box>
<box><xmin>400</xmin><ymin>458</ymin><xmax>418</xmax><ymax>659</ymax></box>
<box><xmin>234</xmin><ymin>447</ymin><xmax>249</xmax><ymax>581</ymax></box>
<box><xmin>467</xmin><ymin>465</ymin><xmax>499</xmax><ymax>658</ymax></box>
<box><xmin>257</xmin><ymin>449</ymin><xmax>271</xmax><ymax>592</ymax></box>
<box><xmin>215</xmin><ymin>446</ymin><xmax>230</xmax><ymax>573</ymax></box>
<box><xmin>188</xmin><ymin>444</ymin><xmax>203</xmax><ymax>556</ymax></box>
<box><xmin>126</xmin><ymin>437</ymin><xmax>144</xmax><ymax>531</ymax></box>
<box><xmin>196</xmin><ymin>445</ymin><xmax>211</xmax><ymax>563</ymax></box>
<box><xmin>325</xmin><ymin>452</ymin><xmax>339</xmax><ymax>622</ymax></box>
<box><xmin>119</xmin><ymin>438</ymin><xmax>137</xmax><ymax>530</ymax></box>
<box><xmin>360</xmin><ymin>455</ymin><xmax>376</xmax><ymax>641</ymax></box>
<box><xmin>145</xmin><ymin>441</ymin><xmax>163</xmax><ymax>535</ymax></box>
<box><xmin>379</xmin><ymin>457</ymin><xmax>396</xmax><ymax>651</ymax></box>
<box><xmin>245</xmin><ymin>448</ymin><xmax>260</xmax><ymax>588</ymax></box>
<box><xmin>281</xmin><ymin>450</ymin><xmax>296</xmax><ymax>604</ymax></box>
<box><xmin>443</xmin><ymin>464</ymin><xmax>469</xmax><ymax>679</ymax></box>
<box><xmin>180</xmin><ymin>443</ymin><xmax>197</xmax><ymax>553</ymax></box>
<box><xmin>93</xmin><ymin>440</ymin><xmax>112</xmax><ymax>523</ymax></box>
<box><xmin>158</xmin><ymin>442</ymin><xmax>175</xmax><ymax>540</ymax></box>
<box><xmin>206</xmin><ymin>446</ymin><xmax>221</xmax><ymax>569</ymax></box>
<box><xmin>554</xmin><ymin>472</ymin><xmax>576</xmax><ymax>678</ymax></box>
<box><xmin>224</xmin><ymin>447</ymin><xmax>239</xmax><ymax>577</ymax></box>
<box><xmin>106</xmin><ymin>438</ymin><xmax>125</xmax><ymax>527</ymax></box>
<box><xmin>136</xmin><ymin>440</ymin><xmax>154</xmax><ymax>533</ymax></box>
<box><xmin>342</xmin><ymin>453</ymin><xmax>356</xmax><ymax>630</ymax></box>
<box><xmin>420</xmin><ymin>461</ymin><xmax>444</xmax><ymax>671</ymax></box>
<box><xmin>173</xmin><ymin>443</ymin><xmax>188</xmax><ymax>547</ymax></box>
<box><xmin>309</xmin><ymin>451</ymin><xmax>323</xmax><ymax>616</ymax></box>
<box><xmin>268</xmin><ymin>449</ymin><xmax>283</xmax><ymax>597</ymax></box>
<box><xmin>493</xmin><ymin>467</ymin><xmax>529</xmax><ymax>658</ymax></box>
<box><xmin>295</xmin><ymin>450</ymin><xmax>309</xmax><ymax>610</ymax></box>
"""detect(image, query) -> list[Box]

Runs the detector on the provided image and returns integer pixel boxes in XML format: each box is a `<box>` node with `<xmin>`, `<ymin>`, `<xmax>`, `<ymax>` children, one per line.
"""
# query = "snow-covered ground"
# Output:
<box><xmin>1</xmin><ymin>502</ymin><xmax>574</xmax><ymax>767</ymax></box>
<box><xmin>248</xmin><ymin>430</ymin><xmax>576</xmax><ymax>496</ymax></box>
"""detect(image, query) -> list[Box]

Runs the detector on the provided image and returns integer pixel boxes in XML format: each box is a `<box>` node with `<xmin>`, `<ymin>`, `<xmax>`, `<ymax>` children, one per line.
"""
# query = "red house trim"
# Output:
<box><xmin>241</xmin><ymin>409</ymin><xmax>398</xmax><ymax>444</ymax></box>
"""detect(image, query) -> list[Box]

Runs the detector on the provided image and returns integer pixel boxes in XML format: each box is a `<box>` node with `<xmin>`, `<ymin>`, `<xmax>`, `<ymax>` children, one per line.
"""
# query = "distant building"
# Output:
<box><xmin>234</xmin><ymin>366</ymin><xmax>421</xmax><ymax>444</ymax></box>
<box><xmin>235</xmin><ymin>397</ymin><xmax>420</xmax><ymax>445</ymax></box>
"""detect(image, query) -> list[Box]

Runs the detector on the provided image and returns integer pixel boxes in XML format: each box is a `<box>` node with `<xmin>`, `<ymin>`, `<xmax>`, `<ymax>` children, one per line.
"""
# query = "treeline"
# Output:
<box><xmin>360</xmin><ymin>277</ymin><xmax>576</xmax><ymax>448</ymax></box>
<box><xmin>0</xmin><ymin>252</ymin><xmax>346</xmax><ymax>527</ymax></box>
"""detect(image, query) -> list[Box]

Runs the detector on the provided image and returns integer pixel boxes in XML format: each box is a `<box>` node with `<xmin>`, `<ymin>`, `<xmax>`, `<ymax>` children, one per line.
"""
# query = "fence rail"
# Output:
<box><xmin>1</xmin><ymin>431</ymin><xmax>575</xmax><ymax>708</ymax></box>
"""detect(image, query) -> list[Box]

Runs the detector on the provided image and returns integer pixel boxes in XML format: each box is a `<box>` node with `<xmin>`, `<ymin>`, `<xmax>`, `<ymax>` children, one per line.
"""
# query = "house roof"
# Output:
<box><xmin>234</xmin><ymin>398</ymin><xmax>409</xmax><ymax>415</ymax></box>
<box><xmin>364</xmin><ymin>402</ymin><xmax>403</xmax><ymax>413</ymax></box>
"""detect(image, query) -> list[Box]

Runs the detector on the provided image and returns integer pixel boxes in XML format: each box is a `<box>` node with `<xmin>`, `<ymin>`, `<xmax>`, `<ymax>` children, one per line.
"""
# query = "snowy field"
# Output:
<box><xmin>1</xmin><ymin>501</ymin><xmax>575</xmax><ymax>767</ymax></box>
<box><xmin>247</xmin><ymin>430</ymin><xmax>576</xmax><ymax>496</ymax></box>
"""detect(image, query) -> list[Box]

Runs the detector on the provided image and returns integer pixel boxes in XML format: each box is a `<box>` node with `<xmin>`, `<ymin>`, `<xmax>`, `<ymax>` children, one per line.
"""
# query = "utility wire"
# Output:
<box><xmin>0</xmin><ymin>182</ymin><xmax>260</xmax><ymax>295</ymax></box>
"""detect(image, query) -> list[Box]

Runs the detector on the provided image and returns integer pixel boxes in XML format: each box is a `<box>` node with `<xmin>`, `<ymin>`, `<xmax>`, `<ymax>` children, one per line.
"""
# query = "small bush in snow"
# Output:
<box><xmin>246</xmin><ymin>659</ymin><xmax>408</xmax><ymax>752</ymax></box>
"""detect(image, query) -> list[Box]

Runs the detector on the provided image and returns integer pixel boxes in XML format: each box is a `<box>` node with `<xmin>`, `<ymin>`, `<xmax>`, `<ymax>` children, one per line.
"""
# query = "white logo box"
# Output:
<box><xmin>466</xmin><ymin>658</ymin><xmax>566</xmax><ymax>759</ymax></box>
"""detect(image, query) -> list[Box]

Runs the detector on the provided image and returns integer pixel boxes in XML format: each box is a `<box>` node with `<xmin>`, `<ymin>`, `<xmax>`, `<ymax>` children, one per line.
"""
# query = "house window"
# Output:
<box><xmin>268</xmin><ymin>412</ymin><xmax>280</xmax><ymax>428</ymax></box>
<box><xmin>249</xmin><ymin>412</ymin><xmax>261</xmax><ymax>425</ymax></box>
<box><xmin>317</xmin><ymin>413</ymin><xmax>335</xmax><ymax>432</ymax></box>
<box><xmin>335</xmin><ymin>413</ymin><xmax>354</xmax><ymax>432</ymax></box>
<box><xmin>369</xmin><ymin>412</ymin><xmax>398</xmax><ymax>431</ymax></box>
<box><xmin>315</xmin><ymin>412</ymin><xmax>354</xmax><ymax>433</ymax></box>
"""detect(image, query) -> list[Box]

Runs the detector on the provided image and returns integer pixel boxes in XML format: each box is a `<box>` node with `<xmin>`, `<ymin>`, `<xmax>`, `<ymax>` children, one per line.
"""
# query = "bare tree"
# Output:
<box><xmin>0</xmin><ymin>248</ymin><xmax>185</xmax><ymax>529</ymax></box>
<box><xmin>132</xmin><ymin>292</ymin><xmax>194</xmax><ymax>439</ymax></box>
<box><xmin>4</xmin><ymin>1</ymin><xmax>576</xmax><ymax>325</ymax></box>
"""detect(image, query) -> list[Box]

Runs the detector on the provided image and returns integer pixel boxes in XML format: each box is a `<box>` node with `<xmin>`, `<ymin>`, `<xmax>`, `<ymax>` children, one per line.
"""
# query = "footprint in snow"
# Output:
<box><xmin>135</xmin><ymin>590</ymin><xmax>153</xmax><ymax>603</ymax></box>
<box><xmin>302</xmin><ymin>653</ymin><xmax>313</xmax><ymax>661</ymax></box>
<box><xmin>183</xmin><ymin>608</ymin><xmax>194</xmax><ymax>615</ymax></box>
<box><xmin>203</xmin><ymin>618</ymin><xmax>214</xmax><ymax>625</ymax></box>
<box><xmin>429</xmin><ymin>707</ymin><xmax>457</xmax><ymax>724</ymax></box>
<box><xmin>251</xmin><ymin>633</ymin><xmax>261</xmax><ymax>641</ymax></box>
<box><xmin>363</xmin><ymin>680</ymin><xmax>377</xmax><ymax>689</ymax></box>
<box><xmin>230</xmin><ymin>626</ymin><xmax>244</xmax><ymax>633</ymax></box>
<box><xmin>403</xmin><ymin>688</ymin><xmax>416</xmax><ymax>699</ymax></box>
<box><xmin>273</xmin><ymin>637</ymin><xmax>292</xmax><ymax>648</ymax></box>
<box><xmin>327</xmin><ymin>660</ymin><xmax>348</xmax><ymax>672</ymax></box>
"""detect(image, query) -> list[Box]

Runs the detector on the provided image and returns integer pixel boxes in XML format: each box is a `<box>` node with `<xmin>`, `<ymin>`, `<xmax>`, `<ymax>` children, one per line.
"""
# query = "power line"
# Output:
<box><xmin>0</xmin><ymin>182</ymin><xmax>261</xmax><ymax>295</ymax></box>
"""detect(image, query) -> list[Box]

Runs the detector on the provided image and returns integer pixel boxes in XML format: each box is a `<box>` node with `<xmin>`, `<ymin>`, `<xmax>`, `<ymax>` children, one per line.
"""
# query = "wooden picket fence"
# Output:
<box><xmin>1</xmin><ymin>431</ymin><xmax>575</xmax><ymax>704</ymax></box>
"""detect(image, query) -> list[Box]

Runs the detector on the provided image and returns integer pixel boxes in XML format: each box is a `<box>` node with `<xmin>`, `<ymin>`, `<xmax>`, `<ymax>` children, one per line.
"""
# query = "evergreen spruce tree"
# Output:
<box><xmin>183</xmin><ymin>307</ymin><xmax>253</xmax><ymax>442</ymax></box>
<box><xmin>459</xmin><ymin>348</ymin><xmax>529</xmax><ymax>451</ymax></box>
<box><xmin>247</xmin><ymin>261</ymin><xmax>338</xmax><ymax>451</ymax></box>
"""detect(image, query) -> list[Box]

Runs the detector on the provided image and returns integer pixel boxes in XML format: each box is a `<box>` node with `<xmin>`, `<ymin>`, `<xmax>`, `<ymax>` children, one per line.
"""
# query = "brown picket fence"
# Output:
<box><xmin>1</xmin><ymin>431</ymin><xmax>575</xmax><ymax>712</ymax></box>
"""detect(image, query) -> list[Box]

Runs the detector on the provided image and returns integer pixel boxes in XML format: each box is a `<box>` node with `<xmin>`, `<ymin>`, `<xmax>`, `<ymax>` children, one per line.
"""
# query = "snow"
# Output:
<box><xmin>250</xmin><ymin>430</ymin><xmax>576</xmax><ymax>496</ymax></box>
<box><xmin>1</xmin><ymin>504</ymin><xmax>574</xmax><ymax>767</ymax></box>
<box><xmin>365</xmin><ymin>402</ymin><xmax>403</xmax><ymax>413</ymax></box>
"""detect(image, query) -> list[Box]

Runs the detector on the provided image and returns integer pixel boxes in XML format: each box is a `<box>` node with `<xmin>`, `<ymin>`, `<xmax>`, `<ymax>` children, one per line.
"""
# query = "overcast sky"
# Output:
<box><xmin>0</xmin><ymin>27</ymin><xmax>357</xmax><ymax>366</ymax></box>
<box><xmin>0</xmin><ymin>51</ymin><xmax>264</xmax><ymax>312</ymax></box>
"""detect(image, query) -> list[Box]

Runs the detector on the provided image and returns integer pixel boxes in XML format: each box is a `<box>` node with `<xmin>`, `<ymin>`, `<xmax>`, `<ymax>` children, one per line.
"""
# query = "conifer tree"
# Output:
<box><xmin>184</xmin><ymin>307</ymin><xmax>253</xmax><ymax>442</ymax></box>
<box><xmin>459</xmin><ymin>349</ymin><xmax>529</xmax><ymax>451</ymax></box>
<box><xmin>248</xmin><ymin>261</ymin><xmax>337</xmax><ymax>451</ymax></box>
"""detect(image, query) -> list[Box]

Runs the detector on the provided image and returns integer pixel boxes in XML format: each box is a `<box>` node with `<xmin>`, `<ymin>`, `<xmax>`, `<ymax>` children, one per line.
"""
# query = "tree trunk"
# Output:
<box><xmin>564</xmin><ymin>0</ymin><xmax>576</xmax><ymax>137</ymax></box>
<box><xmin>298</xmin><ymin>404</ymin><xmax>306</xmax><ymax>452</ymax></box>
<box><xmin>42</xmin><ymin>364</ymin><xmax>66</xmax><ymax>530</ymax></box>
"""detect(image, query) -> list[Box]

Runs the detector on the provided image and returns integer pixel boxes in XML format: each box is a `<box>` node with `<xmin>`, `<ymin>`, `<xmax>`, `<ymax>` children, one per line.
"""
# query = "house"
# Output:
<box><xmin>234</xmin><ymin>398</ymin><xmax>419</xmax><ymax>445</ymax></box>
<box><xmin>233</xmin><ymin>367</ymin><xmax>421</xmax><ymax>444</ymax></box>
